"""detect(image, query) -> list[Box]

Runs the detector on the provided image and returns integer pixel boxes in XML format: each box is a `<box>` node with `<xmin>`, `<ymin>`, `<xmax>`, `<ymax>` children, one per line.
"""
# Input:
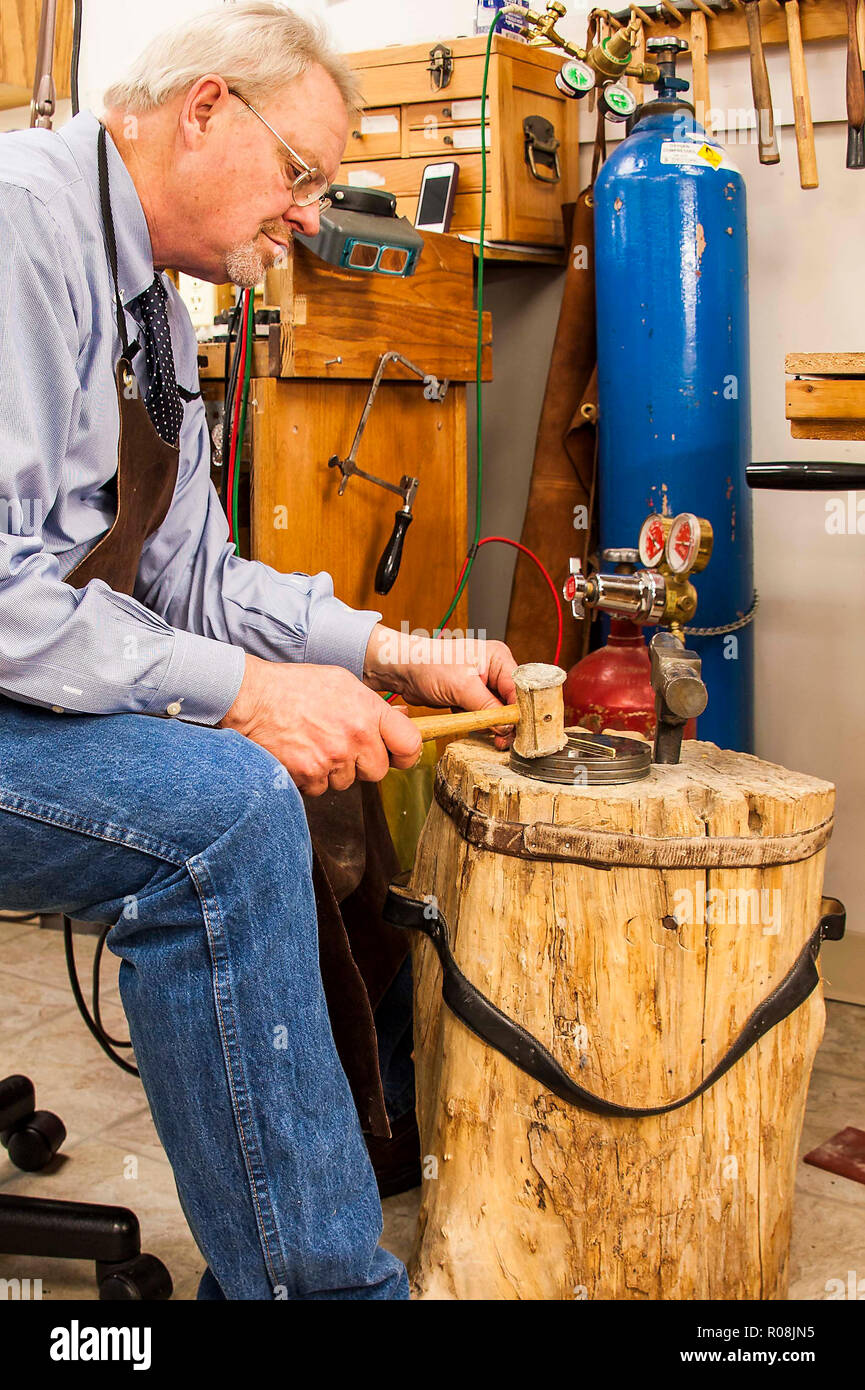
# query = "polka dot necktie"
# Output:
<box><xmin>130</xmin><ymin>276</ymin><xmax>185</xmax><ymax>448</ymax></box>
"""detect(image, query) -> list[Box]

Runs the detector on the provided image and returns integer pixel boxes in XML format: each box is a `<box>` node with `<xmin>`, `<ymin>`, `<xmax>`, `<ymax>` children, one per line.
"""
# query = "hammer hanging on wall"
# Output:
<box><xmin>779</xmin><ymin>0</ymin><xmax>818</xmax><ymax>188</ymax></box>
<box><xmin>845</xmin><ymin>0</ymin><xmax>865</xmax><ymax>167</ymax></box>
<box><xmin>743</xmin><ymin>0</ymin><xmax>780</xmax><ymax>163</ymax></box>
<box><xmin>689</xmin><ymin>3</ymin><xmax>713</xmax><ymax>132</ymax></box>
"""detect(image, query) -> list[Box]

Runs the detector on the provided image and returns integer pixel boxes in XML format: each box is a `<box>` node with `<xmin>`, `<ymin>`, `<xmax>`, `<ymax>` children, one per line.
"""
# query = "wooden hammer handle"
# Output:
<box><xmin>848</xmin><ymin>0</ymin><xmax>865</xmax><ymax>124</ymax></box>
<box><xmin>744</xmin><ymin>1</ymin><xmax>780</xmax><ymax>163</ymax></box>
<box><xmin>846</xmin><ymin>0</ymin><xmax>865</xmax><ymax>165</ymax></box>
<box><xmin>784</xmin><ymin>0</ymin><xmax>818</xmax><ymax>188</ymax></box>
<box><xmin>690</xmin><ymin>12</ymin><xmax>712</xmax><ymax>133</ymax></box>
<box><xmin>410</xmin><ymin>704</ymin><xmax>519</xmax><ymax>742</ymax></box>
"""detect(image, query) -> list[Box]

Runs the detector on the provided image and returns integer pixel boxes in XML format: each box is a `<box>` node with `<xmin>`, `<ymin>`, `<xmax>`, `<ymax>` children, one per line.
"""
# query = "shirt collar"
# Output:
<box><xmin>59</xmin><ymin>109</ymin><xmax>155</xmax><ymax>306</ymax></box>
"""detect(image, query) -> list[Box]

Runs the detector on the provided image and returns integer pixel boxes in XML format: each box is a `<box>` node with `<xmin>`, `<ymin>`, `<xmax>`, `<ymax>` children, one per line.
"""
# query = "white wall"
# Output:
<box><xmin>4</xmin><ymin>1</ymin><xmax>863</xmax><ymax>989</ymax></box>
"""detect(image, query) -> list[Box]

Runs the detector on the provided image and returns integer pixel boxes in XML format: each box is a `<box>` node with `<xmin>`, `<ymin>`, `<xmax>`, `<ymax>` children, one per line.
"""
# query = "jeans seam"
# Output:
<box><xmin>0</xmin><ymin>787</ymin><xmax>188</xmax><ymax>865</ymax></box>
<box><xmin>186</xmin><ymin>855</ymin><xmax>287</xmax><ymax>1293</ymax></box>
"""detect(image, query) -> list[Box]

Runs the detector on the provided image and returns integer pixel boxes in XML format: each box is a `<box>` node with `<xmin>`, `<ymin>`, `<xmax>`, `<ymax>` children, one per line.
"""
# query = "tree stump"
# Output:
<box><xmin>407</xmin><ymin>738</ymin><xmax>835</xmax><ymax>1300</ymax></box>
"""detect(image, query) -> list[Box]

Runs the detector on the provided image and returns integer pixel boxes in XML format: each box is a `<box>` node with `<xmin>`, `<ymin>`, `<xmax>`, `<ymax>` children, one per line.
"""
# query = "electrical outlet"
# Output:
<box><xmin>178</xmin><ymin>273</ymin><xmax>217</xmax><ymax>330</ymax></box>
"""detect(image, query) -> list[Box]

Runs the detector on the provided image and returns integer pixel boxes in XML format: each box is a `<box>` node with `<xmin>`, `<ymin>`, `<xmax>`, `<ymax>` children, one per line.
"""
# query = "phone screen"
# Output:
<box><xmin>416</xmin><ymin>174</ymin><xmax>452</xmax><ymax>228</ymax></box>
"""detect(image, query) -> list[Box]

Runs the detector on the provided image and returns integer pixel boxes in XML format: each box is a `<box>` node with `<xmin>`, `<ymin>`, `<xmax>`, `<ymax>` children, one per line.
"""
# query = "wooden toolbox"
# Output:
<box><xmin>340</xmin><ymin>35</ymin><xmax>580</xmax><ymax>252</ymax></box>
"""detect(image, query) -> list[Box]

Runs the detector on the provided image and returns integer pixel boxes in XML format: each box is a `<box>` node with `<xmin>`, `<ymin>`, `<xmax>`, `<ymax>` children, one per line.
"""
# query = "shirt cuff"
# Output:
<box><xmin>142</xmin><ymin>628</ymin><xmax>246</xmax><ymax>725</ymax></box>
<box><xmin>304</xmin><ymin>599</ymin><xmax>382</xmax><ymax>680</ymax></box>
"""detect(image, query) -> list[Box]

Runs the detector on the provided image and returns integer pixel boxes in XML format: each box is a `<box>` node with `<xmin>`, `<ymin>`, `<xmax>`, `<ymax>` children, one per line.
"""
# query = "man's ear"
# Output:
<box><xmin>180</xmin><ymin>74</ymin><xmax>229</xmax><ymax>145</ymax></box>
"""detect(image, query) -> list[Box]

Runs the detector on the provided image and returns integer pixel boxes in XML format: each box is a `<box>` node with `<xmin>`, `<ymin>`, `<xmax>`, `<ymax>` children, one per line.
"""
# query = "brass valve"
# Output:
<box><xmin>502</xmin><ymin>3</ymin><xmax>660</xmax><ymax>84</ymax></box>
<box><xmin>564</xmin><ymin>511</ymin><xmax>713</xmax><ymax>637</ymax></box>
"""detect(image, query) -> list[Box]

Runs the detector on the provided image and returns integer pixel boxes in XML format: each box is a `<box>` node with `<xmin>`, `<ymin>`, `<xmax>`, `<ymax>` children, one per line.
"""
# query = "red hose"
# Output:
<box><xmin>384</xmin><ymin>534</ymin><xmax>564</xmax><ymax>702</ymax></box>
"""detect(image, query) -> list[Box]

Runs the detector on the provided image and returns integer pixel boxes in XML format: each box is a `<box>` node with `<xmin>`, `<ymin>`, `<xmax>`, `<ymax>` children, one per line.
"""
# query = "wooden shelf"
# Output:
<box><xmin>786</xmin><ymin>352</ymin><xmax>865</xmax><ymax>440</ymax></box>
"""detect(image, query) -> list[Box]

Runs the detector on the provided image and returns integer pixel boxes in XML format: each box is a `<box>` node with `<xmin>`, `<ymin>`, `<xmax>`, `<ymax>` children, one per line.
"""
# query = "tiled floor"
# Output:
<box><xmin>1</xmin><ymin>915</ymin><xmax>862</xmax><ymax>1300</ymax></box>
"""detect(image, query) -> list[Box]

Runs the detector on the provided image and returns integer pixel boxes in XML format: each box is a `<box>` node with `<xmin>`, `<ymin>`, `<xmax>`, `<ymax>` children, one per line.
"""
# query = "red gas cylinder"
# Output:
<box><xmin>563</xmin><ymin>617</ymin><xmax>655</xmax><ymax>736</ymax></box>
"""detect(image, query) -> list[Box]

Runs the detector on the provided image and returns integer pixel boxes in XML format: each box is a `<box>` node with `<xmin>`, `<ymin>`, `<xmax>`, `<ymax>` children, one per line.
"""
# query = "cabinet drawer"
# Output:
<box><xmin>407</xmin><ymin>97</ymin><xmax>490</xmax><ymax>127</ymax></box>
<box><xmin>343</xmin><ymin>106</ymin><xmax>401</xmax><ymax>160</ymax></box>
<box><xmin>337</xmin><ymin>153</ymin><xmax>487</xmax><ymax>199</ymax></box>
<box><xmin>406</xmin><ymin>123</ymin><xmax>491</xmax><ymax>156</ymax></box>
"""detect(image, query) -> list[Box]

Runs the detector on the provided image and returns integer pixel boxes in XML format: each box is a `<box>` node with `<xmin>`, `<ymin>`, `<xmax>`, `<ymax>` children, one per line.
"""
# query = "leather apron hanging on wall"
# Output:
<box><xmin>68</xmin><ymin>126</ymin><xmax>405</xmax><ymax>1140</ymax></box>
<box><xmin>504</xmin><ymin>190</ymin><xmax>599</xmax><ymax>672</ymax></box>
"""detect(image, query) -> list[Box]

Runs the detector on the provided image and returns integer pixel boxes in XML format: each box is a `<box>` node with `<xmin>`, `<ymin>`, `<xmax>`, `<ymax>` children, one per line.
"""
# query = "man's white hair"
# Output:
<box><xmin>103</xmin><ymin>1</ymin><xmax>362</xmax><ymax>116</ymax></box>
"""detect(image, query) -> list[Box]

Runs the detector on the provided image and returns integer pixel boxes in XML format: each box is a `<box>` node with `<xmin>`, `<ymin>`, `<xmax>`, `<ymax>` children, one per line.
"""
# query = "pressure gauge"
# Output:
<box><xmin>599</xmin><ymin>83</ymin><xmax>638</xmax><ymax>123</ymax></box>
<box><xmin>556</xmin><ymin>59</ymin><xmax>596</xmax><ymax>99</ymax></box>
<box><xmin>638</xmin><ymin>513</ymin><xmax>671</xmax><ymax>569</ymax></box>
<box><xmin>665</xmin><ymin>512</ymin><xmax>713</xmax><ymax>575</ymax></box>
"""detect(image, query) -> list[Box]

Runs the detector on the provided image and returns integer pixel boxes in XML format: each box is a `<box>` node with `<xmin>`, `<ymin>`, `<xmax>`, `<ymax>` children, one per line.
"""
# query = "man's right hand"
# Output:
<box><xmin>218</xmin><ymin>654</ymin><xmax>422</xmax><ymax>796</ymax></box>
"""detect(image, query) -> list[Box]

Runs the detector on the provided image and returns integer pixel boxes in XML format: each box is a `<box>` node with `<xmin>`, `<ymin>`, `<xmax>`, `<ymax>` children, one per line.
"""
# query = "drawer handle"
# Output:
<box><xmin>441</xmin><ymin>107</ymin><xmax>452</xmax><ymax>119</ymax></box>
<box><xmin>443</xmin><ymin>134</ymin><xmax>454</xmax><ymax>146</ymax></box>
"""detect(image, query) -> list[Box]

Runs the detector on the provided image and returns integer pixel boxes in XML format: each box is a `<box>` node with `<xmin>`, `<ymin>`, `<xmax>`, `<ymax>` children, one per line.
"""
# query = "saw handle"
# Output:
<box><xmin>410</xmin><ymin>704</ymin><xmax>519</xmax><ymax>742</ymax></box>
<box><xmin>744</xmin><ymin>1</ymin><xmax>780</xmax><ymax>164</ymax></box>
<box><xmin>374</xmin><ymin>508</ymin><xmax>413</xmax><ymax>595</ymax></box>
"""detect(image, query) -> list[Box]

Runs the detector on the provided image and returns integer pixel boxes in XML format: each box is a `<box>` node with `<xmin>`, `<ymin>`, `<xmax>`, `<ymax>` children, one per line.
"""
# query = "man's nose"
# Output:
<box><xmin>287</xmin><ymin>201</ymin><xmax>321</xmax><ymax>237</ymax></box>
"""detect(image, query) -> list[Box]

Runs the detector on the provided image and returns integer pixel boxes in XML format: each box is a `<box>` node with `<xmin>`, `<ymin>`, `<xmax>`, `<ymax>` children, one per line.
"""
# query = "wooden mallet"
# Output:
<box><xmin>408</xmin><ymin>663</ymin><xmax>568</xmax><ymax>759</ymax></box>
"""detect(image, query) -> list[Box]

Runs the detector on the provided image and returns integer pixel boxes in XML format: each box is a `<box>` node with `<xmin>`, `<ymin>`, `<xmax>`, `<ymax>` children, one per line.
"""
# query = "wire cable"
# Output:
<box><xmin>226</xmin><ymin>288</ymin><xmax>251</xmax><ymax>549</ymax></box>
<box><xmin>220</xmin><ymin>293</ymin><xmax>244</xmax><ymax>513</ymax></box>
<box><xmin>475</xmin><ymin>536</ymin><xmax>563</xmax><ymax>665</ymax></box>
<box><xmin>92</xmin><ymin>923</ymin><xmax>133</xmax><ymax>1049</ymax></box>
<box><xmin>434</xmin><ymin>13</ymin><xmax>499</xmax><ymax>633</ymax></box>
<box><xmin>63</xmin><ymin>917</ymin><xmax>139</xmax><ymax>1077</ymax></box>
<box><xmin>232</xmin><ymin>290</ymin><xmax>255</xmax><ymax>549</ymax></box>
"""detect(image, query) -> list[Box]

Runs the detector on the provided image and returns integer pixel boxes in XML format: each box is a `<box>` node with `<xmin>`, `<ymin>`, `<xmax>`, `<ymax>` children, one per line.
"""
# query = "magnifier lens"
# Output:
<box><xmin>378</xmin><ymin>247</ymin><xmax>410</xmax><ymax>274</ymax></box>
<box><xmin>347</xmin><ymin>241</ymin><xmax>380</xmax><ymax>269</ymax></box>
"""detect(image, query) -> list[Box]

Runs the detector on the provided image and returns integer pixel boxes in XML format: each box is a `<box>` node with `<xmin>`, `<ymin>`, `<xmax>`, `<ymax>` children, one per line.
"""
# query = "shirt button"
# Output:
<box><xmin>166</xmin><ymin>701</ymin><xmax>183</xmax><ymax>717</ymax></box>
<box><xmin>51</xmin><ymin>705</ymin><xmax>64</xmax><ymax>715</ymax></box>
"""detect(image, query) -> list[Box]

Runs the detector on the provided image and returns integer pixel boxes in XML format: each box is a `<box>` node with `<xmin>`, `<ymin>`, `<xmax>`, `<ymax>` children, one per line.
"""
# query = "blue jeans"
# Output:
<box><xmin>0</xmin><ymin>695</ymin><xmax>408</xmax><ymax>1300</ymax></box>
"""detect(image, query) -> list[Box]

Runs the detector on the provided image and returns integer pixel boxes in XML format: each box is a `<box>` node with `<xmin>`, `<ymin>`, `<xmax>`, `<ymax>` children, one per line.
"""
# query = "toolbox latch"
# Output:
<box><xmin>523</xmin><ymin>114</ymin><xmax>561</xmax><ymax>184</ymax></box>
<box><xmin>427</xmin><ymin>44</ymin><xmax>454</xmax><ymax>92</ymax></box>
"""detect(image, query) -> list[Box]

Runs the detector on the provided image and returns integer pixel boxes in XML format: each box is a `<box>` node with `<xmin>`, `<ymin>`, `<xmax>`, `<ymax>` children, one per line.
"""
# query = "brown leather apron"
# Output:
<box><xmin>66</xmin><ymin>125</ymin><xmax>179</xmax><ymax>593</ymax></box>
<box><xmin>70</xmin><ymin>125</ymin><xmax>404</xmax><ymax>1140</ymax></box>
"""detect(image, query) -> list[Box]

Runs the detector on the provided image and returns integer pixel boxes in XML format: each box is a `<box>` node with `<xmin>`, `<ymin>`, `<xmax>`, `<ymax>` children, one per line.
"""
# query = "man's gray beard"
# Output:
<box><xmin>224</xmin><ymin>236</ymin><xmax>289</xmax><ymax>288</ymax></box>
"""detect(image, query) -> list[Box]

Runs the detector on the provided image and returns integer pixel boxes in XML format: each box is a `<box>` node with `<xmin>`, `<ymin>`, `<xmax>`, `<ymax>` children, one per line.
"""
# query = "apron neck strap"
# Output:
<box><xmin>97</xmin><ymin>122</ymin><xmax>130</xmax><ymax>359</ymax></box>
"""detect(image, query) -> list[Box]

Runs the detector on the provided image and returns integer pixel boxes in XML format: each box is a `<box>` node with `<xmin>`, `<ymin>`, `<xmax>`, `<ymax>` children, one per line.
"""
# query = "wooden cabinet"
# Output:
<box><xmin>0</xmin><ymin>0</ymin><xmax>73</xmax><ymax>111</ymax></box>
<box><xmin>195</xmin><ymin>234</ymin><xmax>485</xmax><ymax>636</ymax></box>
<box><xmin>341</xmin><ymin>35</ymin><xmax>580</xmax><ymax>252</ymax></box>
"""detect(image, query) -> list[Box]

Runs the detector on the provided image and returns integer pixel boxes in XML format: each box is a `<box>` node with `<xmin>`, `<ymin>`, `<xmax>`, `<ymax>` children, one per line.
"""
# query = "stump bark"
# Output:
<box><xmin>407</xmin><ymin>738</ymin><xmax>835</xmax><ymax>1300</ymax></box>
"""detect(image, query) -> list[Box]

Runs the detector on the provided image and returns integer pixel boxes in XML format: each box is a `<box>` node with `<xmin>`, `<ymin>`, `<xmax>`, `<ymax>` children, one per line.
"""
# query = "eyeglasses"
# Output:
<box><xmin>228</xmin><ymin>88</ymin><xmax>332</xmax><ymax>211</ymax></box>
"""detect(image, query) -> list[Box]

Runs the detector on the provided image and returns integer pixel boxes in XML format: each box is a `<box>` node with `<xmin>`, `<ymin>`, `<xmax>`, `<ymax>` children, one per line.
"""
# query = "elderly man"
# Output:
<box><xmin>0</xmin><ymin>3</ymin><xmax>515</xmax><ymax>1300</ymax></box>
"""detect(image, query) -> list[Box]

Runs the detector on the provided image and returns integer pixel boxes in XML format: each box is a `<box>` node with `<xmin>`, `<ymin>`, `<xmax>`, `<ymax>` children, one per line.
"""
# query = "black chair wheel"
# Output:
<box><xmin>98</xmin><ymin>1253</ymin><xmax>173</xmax><ymax>1301</ymax></box>
<box><xmin>4</xmin><ymin>1109</ymin><xmax>66</xmax><ymax>1172</ymax></box>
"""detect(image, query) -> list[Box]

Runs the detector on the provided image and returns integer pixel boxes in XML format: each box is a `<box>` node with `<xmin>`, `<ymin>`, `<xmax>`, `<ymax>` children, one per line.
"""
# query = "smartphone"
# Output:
<box><xmin>414</xmin><ymin>162</ymin><xmax>459</xmax><ymax>233</ymax></box>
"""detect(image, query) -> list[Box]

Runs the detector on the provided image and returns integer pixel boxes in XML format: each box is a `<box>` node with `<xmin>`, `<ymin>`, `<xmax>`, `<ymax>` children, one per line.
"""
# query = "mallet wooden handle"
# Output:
<box><xmin>744</xmin><ymin>1</ymin><xmax>780</xmax><ymax>163</ymax></box>
<box><xmin>846</xmin><ymin>0</ymin><xmax>865</xmax><ymax>167</ymax></box>
<box><xmin>410</xmin><ymin>705</ymin><xmax>519</xmax><ymax>742</ymax></box>
<box><xmin>690</xmin><ymin>11</ymin><xmax>712</xmax><ymax>133</ymax></box>
<box><xmin>783</xmin><ymin>0</ymin><xmax>818</xmax><ymax>188</ymax></box>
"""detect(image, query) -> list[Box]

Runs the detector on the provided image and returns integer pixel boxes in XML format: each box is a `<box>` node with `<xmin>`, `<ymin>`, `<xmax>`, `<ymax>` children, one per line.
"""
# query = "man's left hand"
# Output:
<box><xmin>363</xmin><ymin>624</ymin><xmax>518</xmax><ymax>750</ymax></box>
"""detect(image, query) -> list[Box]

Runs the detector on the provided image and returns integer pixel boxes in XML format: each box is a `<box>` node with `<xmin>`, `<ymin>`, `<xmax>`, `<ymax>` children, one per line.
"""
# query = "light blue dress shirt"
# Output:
<box><xmin>0</xmin><ymin>110</ymin><xmax>381</xmax><ymax>725</ymax></box>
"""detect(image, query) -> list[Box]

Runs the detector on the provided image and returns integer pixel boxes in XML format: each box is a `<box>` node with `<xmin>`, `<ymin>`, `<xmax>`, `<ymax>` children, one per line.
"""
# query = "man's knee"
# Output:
<box><xmin>180</xmin><ymin>727</ymin><xmax>308</xmax><ymax>860</ymax></box>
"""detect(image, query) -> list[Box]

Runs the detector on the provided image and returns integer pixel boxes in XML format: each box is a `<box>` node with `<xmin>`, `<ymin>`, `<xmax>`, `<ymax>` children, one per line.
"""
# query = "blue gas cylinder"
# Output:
<box><xmin>593</xmin><ymin>58</ymin><xmax>754</xmax><ymax>751</ymax></box>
